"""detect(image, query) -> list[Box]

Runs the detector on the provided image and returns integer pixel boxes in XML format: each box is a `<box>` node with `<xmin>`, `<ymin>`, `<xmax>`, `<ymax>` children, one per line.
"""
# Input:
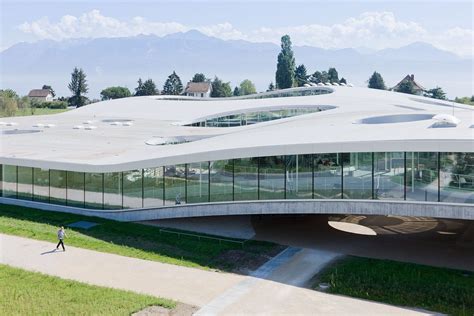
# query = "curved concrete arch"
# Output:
<box><xmin>2</xmin><ymin>198</ymin><xmax>473</xmax><ymax>222</ymax></box>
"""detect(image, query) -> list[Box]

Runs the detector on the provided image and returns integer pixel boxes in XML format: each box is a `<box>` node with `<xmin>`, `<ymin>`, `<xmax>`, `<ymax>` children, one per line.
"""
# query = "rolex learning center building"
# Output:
<box><xmin>1</xmin><ymin>86</ymin><xmax>473</xmax><ymax>221</ymax></box>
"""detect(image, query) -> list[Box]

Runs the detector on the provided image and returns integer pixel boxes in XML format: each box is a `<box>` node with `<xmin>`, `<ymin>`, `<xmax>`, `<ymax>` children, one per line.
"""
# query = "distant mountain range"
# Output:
<box><xmin>1</xmin><ymin>30</ymin><xmax>471</xmax><ymax>98</ymax></box>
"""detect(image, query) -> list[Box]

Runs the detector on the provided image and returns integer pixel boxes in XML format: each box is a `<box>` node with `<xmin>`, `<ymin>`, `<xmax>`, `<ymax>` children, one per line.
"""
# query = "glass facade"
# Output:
<box><xmin>1</xmin><ymin>152</ymin><xmax>473</xmax><ymax>209</ymax></box>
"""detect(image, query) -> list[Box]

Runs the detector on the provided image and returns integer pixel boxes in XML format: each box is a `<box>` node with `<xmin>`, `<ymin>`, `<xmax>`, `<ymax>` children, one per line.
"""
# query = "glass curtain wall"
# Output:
<box><xmin>50</xmin><ymin>169</ymin><xmax>67</xmax><ymax>205</ymax></box>
<box><xmin>67</xmin><ymin>171</ymin><xmax>85</xmax><ymax>207</ymax></box>
<box><xmin>259</xmin><ymin>156</ymin><xmax>285</xmax><ymax>199</ymax></box>
<box><xmin>143</xmin><ymin>167</ymin><xmax>164</xmax><ymax>207</ymax></box>
<box><xmin>373</xmin><ymin>152</ymin><xmax>404</xmax><ymax>200</ymax></box>
<box><xmin>342</xmin><ymin>153</ymin><xmax>373</xmax><ymax>199</ymax></box>
<box><xmin>406</xmin><ymin>152</ymin><xmax>438</xmax><ymax>202</ymax></box>
<box><xmin>286</xmin><ymin>154</ymin><xmax>313</xmax><ymax>199</ymax></box>
<box><xmin>17</xmin><ymin>166</ymin><xmax>33</xmax><ymax>200</ymax></box>
<box><xmin>164</xmin><ymin>165</ymin><xmax>186</xmax><ymax>205</ymax></box>
<box><xmin>85</xmin><ymin>173</ymin><xmax>103</xmax><ymax>209</ymax></box>
<box><xmin>103</xmin><ymin>172</ymin><xmax>122</xmax><ymax>209</ymax></box>
<box><xmin>234</xmin><ymin>158</ymin><xmax>259</xmax><ymax>201</ymax></box>
<box><xmin>186</xmin><ymin>162</ymin><xmax>209</xmax><ymax>203</ymax></box>
<box><xmin>210</xmin><ymin>160</ymin><xmax>233</xmax><ymax>202</ymax></box>
<box><xmin>440</xmin><ymin>152</ymin><xmax>474</xmax><ymax>203</ymax></box>
<box><xmin>33</xmin><ymin>168</ymin><xmax>49</xmax><ymax>202</ymax></box>
<box><xmin>2</xmin><ymin>165</ymin><xmax>17</xmax><ymax>198</ymax></box>
<box><xmin>314</xmin><ymin>153</ymin><xmax>342</xmax><ymax>199</ymax></box>
<box><xmin>123</xmin><ymin>170</ymin><xmax>143</xmax><ymax>209</ymax></box>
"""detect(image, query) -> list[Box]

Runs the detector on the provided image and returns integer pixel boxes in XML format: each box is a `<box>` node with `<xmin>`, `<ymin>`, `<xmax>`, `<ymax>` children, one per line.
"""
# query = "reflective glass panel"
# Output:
<box><xmin>123</xmin><ymin>170</ymin><xmax>143</xmax><ymax>209</ymax></box>
<box><xmin>373</xmin><ymin>152</ymin><xmax>404</xmax><ymax>200</ymax></box>
<box><xmin>234</xmin><ymin>158</ymin><xmax>258</xmax><ymax>201</ymax></box>
<box><xmin>67</xmin><ymin>171</ymin><xmax>85</xmax><ymax>207</ymax></box>
<box><xmin>187</xmin><ymin>162</ymin><xmax>209</xmax><ymax>203</ymax></box>
<box><xmin>85</xmin><ymin>173</ymin><xmax>103</xmax><ymax>209</ymax></box>
<box><xmin>259</xmin><ymin>156</ymin><xmax>285</xmax><ymax>200</ymax></box>
<box><xmin>104</xmin><ymin>172</ymin><xmax>122</xmax><ymax>209</ymax></box>
<box><xmin>210</xmin><ymin>160</ymin><xmax>233</xmax><ymax>202</ymax></box>
<box><xmin>440</xmin><ymin>152</ymin><xmax>474</xmax><ymax>203</ymax></box>
<box><xmin>342</xmin><ymin>152</ymin><xmax>373</xmax><ymax>199</ymax></box>
<box><xmin>50</xmin><ymin>170</ymin><xmax>67</xmax><ymax>205</ymax></box>
<box><xmin>2</xmin><ymin>165</ymin><xmax>17</xmax><ymax>198</ymax></box>
<box><xmin>164</xmin><ymin>165</ymin><xmax>186</xmax><ymax>205</ymax></box>
<box><xmin>286</xmin><ymin>154</ymin><xmax>313</xmax><ymax>199</ymax></box>
<box><xmin>17</xmin><ymin>166</ymin><xmax>33</xmax><ymax>200</ymax></box>
<box><xmin>33</xmin><ymin>168</ymin><xmax>49</xmax><ymax>202</ymax></box>
<box><xmin>406</xmin><ymin>152</ymin><xmax>438</xmax><ymax>202</ymax></box>
<box><xmin>314</xmin><ymin>153</ymin><xmax>342</xmax><ymax>199</ymax></box>
<box><xmin>144</xmin><ymin>167</ymin><xmax>164</xmax><ymax>207</ymax></box>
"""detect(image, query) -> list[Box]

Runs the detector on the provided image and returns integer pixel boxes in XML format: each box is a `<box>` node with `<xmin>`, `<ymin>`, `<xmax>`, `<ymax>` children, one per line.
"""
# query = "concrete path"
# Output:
<box><xmin>0</xmin><ymin>233</ymin><xmax>434</xmax><ymax>315</ymax></box>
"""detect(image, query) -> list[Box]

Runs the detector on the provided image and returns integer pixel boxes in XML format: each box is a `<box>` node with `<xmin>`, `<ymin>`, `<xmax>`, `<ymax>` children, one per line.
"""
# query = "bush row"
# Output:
<box><xmin>32</xmin><ymin>101</ymin><xmax>68</xmax><ymax>109</ymax></box>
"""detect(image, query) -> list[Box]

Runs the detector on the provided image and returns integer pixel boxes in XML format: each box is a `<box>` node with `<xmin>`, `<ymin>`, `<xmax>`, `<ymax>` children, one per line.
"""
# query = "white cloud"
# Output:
<box><xmin>17</xmin><ymin>10</ymin><xmax>473</xmax><ymax>57</ymax></box>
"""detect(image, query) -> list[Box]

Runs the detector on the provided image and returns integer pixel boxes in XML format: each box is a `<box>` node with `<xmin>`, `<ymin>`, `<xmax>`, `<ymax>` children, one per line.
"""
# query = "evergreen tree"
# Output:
<box><xmin>396</xmin><ymin>80</ymin><xmax>416</xmax><ymax>95</ymax></box>
<box><xmin>135</xmin><ymin>78</ymin><xmax>158</xmax><ymax>96</ymax></box>
<box><xmin>368</xmin><ymin>71</ymin><xmax>386</xmax><ymax>90</ymax></box>
<box><xmin>294</xmin><ymin>64</ymin><xmax>308</xmax><ymax>87</ymax></box>
<box><xmin>239</xmin><ymin>79</ymin><xmax>257</xmax><ymax>95</ymax></box>
<box><xmin>328</xmin><ymin>67</ymin><xmax>339</xmax><ymax>83</ymax></box>
<box><xmin>275</xmin><ymin>35</ymin><xmax>295</xmax><ymax>89</ymax></box>
<box><xmin>424</xmin><ymin>87</ymin><xmax>446</xmax><ymax>100</ymax></box>
<box><xmin>233</xmin><ymin>86</ymin><xmax>240</xmax><ymax>96</ymax></box>
<box><xmin>310</xmin><ymin>71</ymin><xmax>322</xmax><ymax>84</ymax></box>
<box><xmin>211</xmin><ymin>77</ymin><xmax>232</xmax><ymax>97</ymax></box>
<box><xmin>339</xmin><ymin>77</ymin><xmax>347</xmax><ymax>84</ymax></box>
<box><xmin>268</xmin><ymin>82</ymin><xmax>275</xmax><ymax>91</ymax></box>
<box><xmin>162</xmin><ymin>71</ymin><xmax>183</xmax><ymax>95</ymax></box>
<box><xmin>191</xmin><ymin>73</ymin><xmax>207</xmax><ymax>83</ymax></box>
<box><xmin>68</xmin><ymin>67</ymin><xmax>88</xmax><ymax>107</ymax></box>
<box><xmin>320</xmin><ymin>71</ymin><xmax>329</xmax><ymax>83</ymax></box>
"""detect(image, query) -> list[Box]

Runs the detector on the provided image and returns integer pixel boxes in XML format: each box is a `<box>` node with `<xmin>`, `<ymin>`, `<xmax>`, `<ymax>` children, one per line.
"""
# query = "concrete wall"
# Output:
<box><xmin>1</xmin><ymin>197</ymin><xmax>473</xmax><ymax>222</ymax></box>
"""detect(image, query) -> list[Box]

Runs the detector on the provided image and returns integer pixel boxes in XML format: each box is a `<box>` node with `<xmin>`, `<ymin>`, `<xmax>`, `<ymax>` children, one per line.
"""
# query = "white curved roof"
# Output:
<box><xmin>1</xmin><ymin>86</ymin><xmax>473</xmax><ymax>172</ymax></box>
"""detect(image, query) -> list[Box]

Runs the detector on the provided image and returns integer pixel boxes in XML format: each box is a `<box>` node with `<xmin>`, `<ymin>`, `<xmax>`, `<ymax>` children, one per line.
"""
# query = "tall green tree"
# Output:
<box><xmin>211</xmin><ymin>77</ymin><xmax>232</xmax><ymax>97</ymax></box>
<box><xmin>368</xmin><ymin>71</ymin><xmax>386</xmax><ymax>90</ymax></box>
<box><xmin>320</xmin><ymin>71</ymin><xmax>329</xmax><ymax>83</ymax></box>
<box><xmin>239</xmin><ymin>79</ymin><xmax>257</xmax><ymax>95</ymax></box>
<box><xmin>100</xmin><ymin>86</ymin><xmax>131</xmax><ymax>100</ymax></box>
<box><xmin>396</xmin><ymin>80</ymin><xmax>416</xmax><ymax>95</ymax></box>
<box><xmin>191</xmin><ymin>73</ymin><xmax>207</xmax><ymax>83</ymax></box>
<box><xmin>68</xmin><ymin>67</ymin><xmax>88</xmax><ymax>107</ymax></box>
<box><xmin>162</xmin><ymin>71</ymin><xmax>183</xmax><ymax>95</ymax></box>
<box><xmin>310</xmin><ymin>71</ymin><xmax>322</xmax><ymax>84</ymax></box>
<box><xmin>135</xmin><ymin>78</ymin><xmax>158</xmax><ymax>96</ymax></box>
<box><xmin>233</xmin><ymin>86</ymin><xmax>240</xmax><ymax>96</ymax></box>
<box><xmin>294</xmin><ymin>64</ymin><xmax>308</xmax><ymax>87</ymax></box>
<box><xmin>327</xmin><ymin>67</ymin><xmax>339</xmax><ymax>83</ymax></box>
<box><xmin>275</xmin><ymin>35</ymin><xmax>295</xmax><ymax>89</ymax></box>
<box><xmin>424</xmin><ymin>87</ymin><xmax>446</xmax><ymax>100</ymax></box>
<box><xmin>42</xmin><ymin>85</ymin><xmax>55</xmax><ymax>97</ymax></box>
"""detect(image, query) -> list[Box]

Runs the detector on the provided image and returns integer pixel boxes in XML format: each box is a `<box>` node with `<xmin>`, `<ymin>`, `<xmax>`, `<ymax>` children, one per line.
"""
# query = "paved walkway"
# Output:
<box><xmin>0</xmin><ymin>233</ymin><xmax>433</xmax><ymax>315</ymax></box>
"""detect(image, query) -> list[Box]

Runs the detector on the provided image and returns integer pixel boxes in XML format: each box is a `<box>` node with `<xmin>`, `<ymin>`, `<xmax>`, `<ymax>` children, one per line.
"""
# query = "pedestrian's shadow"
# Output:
<box><xmin>41</xmin><ymin>249</ymin><xmax>62</xmax><ymax>255</ymax></box>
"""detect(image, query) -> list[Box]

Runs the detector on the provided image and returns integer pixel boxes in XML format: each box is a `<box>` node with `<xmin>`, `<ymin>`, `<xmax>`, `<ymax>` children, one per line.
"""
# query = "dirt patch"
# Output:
<box><xmin>133</xmin><ymin>303</ymin><xmax>198</xmax><ymax>316</ymax></box>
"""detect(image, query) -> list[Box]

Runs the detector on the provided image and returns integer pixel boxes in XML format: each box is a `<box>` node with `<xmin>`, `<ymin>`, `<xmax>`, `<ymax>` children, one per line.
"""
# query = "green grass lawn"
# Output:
<box><xmin>0</xmin><ymin>264</ymin><xmax>174</xmax><ymax>315</ymax></box>
<box><xmin>1</xmin><ymin>108</ymin><xmax>70</xmax><ymax>117</ymax></box>
<box><xmin>0</xmin><ymin>204</ymin><xmax>279</xmax><ymax>271</ymax></box>
<box><xmin>317</xmin><ymin>256</ymin><xmax>474</xmax><ymax>316</ymax></box>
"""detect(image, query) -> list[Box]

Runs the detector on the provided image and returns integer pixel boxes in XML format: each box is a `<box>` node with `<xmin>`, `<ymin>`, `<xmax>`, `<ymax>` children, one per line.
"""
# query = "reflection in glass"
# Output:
<box><xmin>187</xmin><ymin>162</ymin><xmax>209</xmax><ymax>203</ymax></box>
<box><xmin>343</xmin><ymin>153</ymin><xmax>372</xmax><ymax>199</ymax></box>
<box><xmin>259</xmin><ymin>156</ymin><xmax>285</xmax><ymax>200</ymax></box>
<box><xmin>85</xmin><ymin>173</ymin><xmax>103</xmax><ymax>209</ymax></box>
<box><xmin>67</xmin><ymin>171</ymin><xmax>85</xmax><ymax>207</ymax></box>
<box><xmin>144</xmin><ymin>167</ymin><xmax>164</xmax><ymax>207</ymax></box>
<box><xmin>164</xmin><ymin>165</ymin><xmax>186</xmax><ymax>205</ymax></box>
<box><xmin>123</xmin><ymin>170</ymin><xmax>142</xmax><ymax>209</ymax></box>
<box><xmin>210</xmin><ymin>160</ymin><xmax>233</xmax><ymax>202</ymax></box>
<box><xmin>50</xmin><ymin>170</ymin><xmax>67</xmax><ymax>205</ymax></box>
<box><xmin>104</xmin><ymin>172</ymin><xmax>122</xmax><ymax>209</ymax></box>
<box><xmin>17</xmin><ymin>166</ymin><xmax>33</xmax><ymax>200</ymax></box>
<box><xmin>234</xmin><ymin>158</ymin><xmax>258</xmax><ymax>201</ymax></box>
<box><xmin>440</xmin><ymin>152</ymin><xmax>474</xmax><ymax>203</ymax></box>
<box><xmin>33</xmin><ymin>168</ymin><xmax>49</xmax><ymax>202</ymax></box>
<box><xmin>314</xmin><ymin>153</ymin><xmax>342</xmax><ymax>199</ymax></box>
<box><xmin>373</xmin><ymin>152</ymin><xmax>404</xmax><ymax>200</ymax></box>
<box><xmin>2</xmin><ymin>165</ymin><xmax>17</xmax><ymax>198</ymax></box>
<box><xmin>406</xmin><ymin>152</ymin><xmax>438</xmax><ymax>202</ymax></box>
<box><xmin>286</xmin><ymin>155</ymin><xmax>312</xmax><ymax>199</ymax></box>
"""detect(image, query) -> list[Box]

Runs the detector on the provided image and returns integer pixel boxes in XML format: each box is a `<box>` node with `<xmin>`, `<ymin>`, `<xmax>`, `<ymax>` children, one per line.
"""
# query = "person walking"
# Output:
<box><xmin>56</xmin><ymin>226</ymin><xmax>67</xmax><ymax>251</ymax></box>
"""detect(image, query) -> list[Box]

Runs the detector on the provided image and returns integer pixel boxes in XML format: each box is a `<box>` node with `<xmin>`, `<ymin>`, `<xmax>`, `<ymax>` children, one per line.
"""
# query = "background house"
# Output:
<box><xmin>391</xmin><ymin>74</ymin><xmax>425</xmax><ymax>95</ymax></box>
<box><xmin>184</xmin><ymin>82</ymin><xmax>212</xmax><ymax>98</ymax></box>
<box><xmin>28</xmin><ymin>89</ymin><xmax>54</xmax><ymax>101</ymax></box>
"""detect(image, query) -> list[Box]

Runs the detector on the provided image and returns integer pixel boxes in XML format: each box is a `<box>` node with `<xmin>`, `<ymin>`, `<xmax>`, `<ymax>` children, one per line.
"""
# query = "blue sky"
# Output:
<box><xmin>1</xmin><ymin>0</ymin><xmax>473</xmax><ymax>56</ymax></box>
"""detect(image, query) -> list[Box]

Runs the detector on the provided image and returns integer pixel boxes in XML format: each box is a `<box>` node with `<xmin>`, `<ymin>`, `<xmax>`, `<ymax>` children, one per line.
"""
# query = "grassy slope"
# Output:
<box><xmin>0</xmin><ymin>108</ymin><xmax>69</xmax><ymax>117</ymax></box>
<box><xmin>0</xmin><ymin>204</ymin><xmax>278</xmax><ymax>271</ymax></box>
<box><xmin>0</xmin><ymin>264</ymin><xmax>174</xmax><ymax>315</ymax></box>
<box><xmin>317</xmin><ymin>256</ymin><xmax>474</xmax><ymax>316</ymax></box>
